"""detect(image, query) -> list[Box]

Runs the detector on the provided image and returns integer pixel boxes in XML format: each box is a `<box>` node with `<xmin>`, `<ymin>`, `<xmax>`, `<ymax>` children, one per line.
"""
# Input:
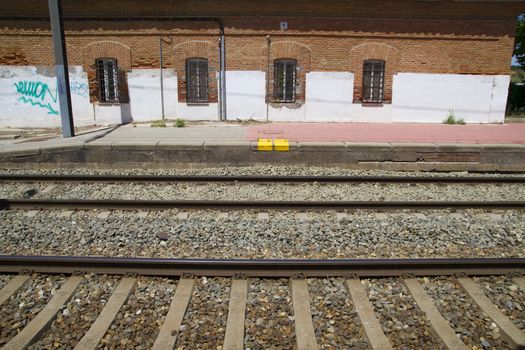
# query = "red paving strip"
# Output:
<box><xmin>245</xmin><ymin>123</ymin><xmax>525</xmax><ymax>144</ymax></box>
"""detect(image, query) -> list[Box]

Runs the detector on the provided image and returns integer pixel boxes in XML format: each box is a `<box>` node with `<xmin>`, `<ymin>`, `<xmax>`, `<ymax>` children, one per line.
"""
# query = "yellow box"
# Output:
<box><xmin>257</xmin><ymin>138</ymin><xmax>273</xmax><ymax>151</ymax></box>
<box><xmin>273</xmin><ymin>139</ymin><xmax>289</xmax><ymax>151</ymax></box>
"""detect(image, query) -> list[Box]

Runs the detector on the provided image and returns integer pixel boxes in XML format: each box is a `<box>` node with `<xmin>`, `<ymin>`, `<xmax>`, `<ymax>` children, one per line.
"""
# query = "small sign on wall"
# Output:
<box><xmin>280</xmin><ymin>21</ymin><xmax>288</xmax><ymax>31</ymax></box>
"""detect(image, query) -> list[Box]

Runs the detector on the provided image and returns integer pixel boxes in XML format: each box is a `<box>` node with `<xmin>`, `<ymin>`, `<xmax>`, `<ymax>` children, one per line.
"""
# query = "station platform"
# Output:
<box><xmin>1</xmin><ymin>122</ymin><xmax>525</xmax><ymax>171</ymax></box>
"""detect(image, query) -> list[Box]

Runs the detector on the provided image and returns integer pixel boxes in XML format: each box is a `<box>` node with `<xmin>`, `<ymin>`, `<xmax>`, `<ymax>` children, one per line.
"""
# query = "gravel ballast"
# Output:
<box><xmin>308</xmin><ymin>278</ymin><xmax>368</xmax><ymax>349</ymax></box>
<box><xmin>472</xmin><ymin>276</ymin><xmax>525</xmax><ymax>331</ymax></box>
<box><xmin>0</xmin><ymin>209</ymin><xmax>523</xmax><ymax>259</ymax></box>
<box><xmin>28</xmin><ymin>274</ymin><xmax>118</xmax><ymax>349</ymax></box>
<box><xmin>3</xmin><ymin>166</ymin><xmax>524</xmax><ymax>177</ymax></box>
<box><xmin>1</xmin><ymin>166</ymin><xmax>523</xmax><ymax>202</ymax></box>
<box><xmin>362</xmin><ymin>278</ymin><xmax>442</xmax><ymax>349</ymax></box>
<box><xmin>96</xmin><ymin>277</ymin><xmax>176</xmax><ymax>350</ymax></box>
<box><xmin>245</xmin><ymin>279</ymin><xmax>295</xmax><ymax>349</ymax></box>
<box><xmin>1</xmin><ymin>166</ymin><xmax>524</xmax><ymax>349</ymax></box>
<box><xmin>420</xmin><ymin>277</ymin><xmax>511</xmax><ymax>349</ymax></box>
<box><xmin>1</xmin><ymin>181</ymin><xmax>524</xmax><ymax>202</ymax></box>
<box><xmin>0</xmin><ymin>274</ymin><xmax>67</xmax><ymax>346</ymax></box>
<box><xmin>1</xmin><ymin>166</ymin><xmax>522</xmax><ymax>260</ymax></box>
<box><xmin>0</xmin><ymin>274</ymin><xmax>523</xmax><ymax>348</ymax></box>
<box><xmin>0</xmin><ymin>274</ymin><xmax>11</xmax><ymax>290</ymax></box>
<box><xmin>176</xmin><ymin>277</ymin><xmax>230</xmax><ymax>349</ymax></box>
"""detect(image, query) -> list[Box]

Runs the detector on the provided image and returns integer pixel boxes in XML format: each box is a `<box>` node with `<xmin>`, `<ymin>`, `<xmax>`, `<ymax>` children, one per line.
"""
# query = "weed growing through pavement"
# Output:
<box><xmin>150</xmin><ymin>120</ymin><xmax>167</xmax><ymax>127</ymax></box>
<box><xmin>175</xmin><ymin>118</ymin><xmax>186</xmax><ymax>128</ymax></box>
<box><xmin>443</xmin><ymin>110</ymin><xmax>466</xmax><ymax>125</ymax></box>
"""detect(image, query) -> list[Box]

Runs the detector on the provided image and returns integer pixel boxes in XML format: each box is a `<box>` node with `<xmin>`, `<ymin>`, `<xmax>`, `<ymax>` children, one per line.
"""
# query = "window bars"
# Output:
<box><xmin>362</xmin><ymin>60</ymin><xmax>385</xmax><ymax>103</ymax></box>
<box><xmin>186</xmin><ymin>58</ymin><xmax>209</xmax><ymax>103</ymax></box>
<box><xmin>274</xmin><ymin>59</ymin><xmax>297</xmax><ymax>103</ymax></box>
<box><xmin>96</xmin><ymin>58</ymin><xmax>119</xmax><ymax>103</ymax></box>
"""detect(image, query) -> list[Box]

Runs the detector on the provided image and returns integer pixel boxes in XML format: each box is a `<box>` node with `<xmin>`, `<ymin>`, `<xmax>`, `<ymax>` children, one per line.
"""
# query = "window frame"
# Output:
<box><xmin>186</xmin><ymin>57</ymin><xmax>209</xmax><ymax>104</ymax></box>
<box><xmin>273</xmin><ymin>59</ymin><xmax>297</xmax><ymax>103</ymax></box>
<box><xmin>362</xmin><ymin>60</ymin><xmax>385</xmax><ymax>104</ymax></box>
<box><xmin>95</xmin><ymin>58</ymin><xmax>119</xmax><ymax>103</ymax></box>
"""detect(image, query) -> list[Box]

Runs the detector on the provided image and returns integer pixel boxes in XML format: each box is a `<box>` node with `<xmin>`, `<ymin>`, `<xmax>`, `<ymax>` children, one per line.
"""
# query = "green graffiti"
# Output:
<box><xmin>14</xmin><ymin>81</ymin><xmax>58</xmax><ymax>103</ymax></box>
<box><xmin>14</xmin><ymin>80</ymin><xmax>59</xmax><ymax>115</ymax></box>
<box><xmin>17</xmin><ymin>96</ymin><xmax>58</xmax><ymax>115</ymax></box>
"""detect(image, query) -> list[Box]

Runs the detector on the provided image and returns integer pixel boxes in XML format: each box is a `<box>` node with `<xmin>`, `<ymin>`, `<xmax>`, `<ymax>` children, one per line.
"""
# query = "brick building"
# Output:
<box><xmin>0</xmin><ymin>0</ymin><xmax>523</xmax><ymax>127</ymax></box>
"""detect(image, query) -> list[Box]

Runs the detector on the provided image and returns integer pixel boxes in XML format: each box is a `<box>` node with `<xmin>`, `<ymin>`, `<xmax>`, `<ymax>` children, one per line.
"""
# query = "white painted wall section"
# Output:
<box><xmin>392</xmin><ymin>73</ymin><xmax>507</xmax><ymax>123</ymax></box>
<box><xmin>226</xmin><ymin>71</ymin><xmax>266</xmax><ymax>120</ymax></box>
<box><xmin>489</xmin><ymin>75</ymin><xmax>510</xmax><ymax>123</ymax></box>
<box><xmin>0</xmin><ymin>65</ymin><xmax>91</xmax><ymax>127</ymax></box>
<box><xmin>305</xmin><ymin>72</ymin><xmax>354</xmax><ymax>121</ymax></box>
<box><xmin>350</xmin><ymin>104</ymin><xmax>393</xmax><ymax>123</ymax></box>
<box><xmin>90</xmin><ymin>103</ymin><xmax>132</xmax><ymax>125</ymax></box>
<box><xmin>128</xmin><ymin>69</ymin><xmax>177</xmax><ymax>121</ymax></box>
<box><xmin>0</xmin><ymin>66</ymin><xmax>512</xmax><ymax>126</ymax></box>
<box><xmin>177</xmin><ymin>103</ymin><xmax>219</xmax><ymax>120</ymax></box>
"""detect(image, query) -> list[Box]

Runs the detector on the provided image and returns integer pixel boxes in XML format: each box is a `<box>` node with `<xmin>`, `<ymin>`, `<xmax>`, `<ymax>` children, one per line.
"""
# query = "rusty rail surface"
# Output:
<box><xmin>0</xmin><ymin>255</ymin><xmax>523</xmax><ymax>278</ymax></box>
<box><xmin>1</xmin><ymin>198</ymin><xmax>525</xmax><ymax>211</ymax></box>
<box><xmin>1</xmin><ymin>174</ymin><xmax>525</xmax><ymax>183</ymax></box>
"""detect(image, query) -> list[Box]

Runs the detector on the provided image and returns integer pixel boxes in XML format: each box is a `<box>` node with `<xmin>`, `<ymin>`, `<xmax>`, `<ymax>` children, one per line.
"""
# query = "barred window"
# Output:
<box><xmin>274</xmin><ymin>59</ymin><xmax>296</xmax><ymax>103</ymax></box>
<box><xmin>96</xmin><ymin>58</ymin><xmax>119</xmax><ymax>103</ymax></box>
<box><xmin>186</xmin><ymin>58</ymin><xmax>209</xmax><ymax>103</ymax></box>
<box><xmin>362</xmin><ymin>60</ymin><xmax>385</xmax><ymax>103</ymax></box>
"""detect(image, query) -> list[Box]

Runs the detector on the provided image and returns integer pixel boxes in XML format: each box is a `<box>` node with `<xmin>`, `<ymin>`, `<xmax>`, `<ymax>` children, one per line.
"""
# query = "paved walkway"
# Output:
<box><xmin>2</xmin><ymin>122</ymin><xmax>524</xmax><ymax>171</ymax></box>
<box><xmin>95</xmin><ymin>124</ymin><xmax>245</xmax><ymax>144</ymax></box>
<box><xmin>0</xmin><ymin>126</ymin><xmax>116</xmax><ymax>156</ymax></box>
<box><xmin>95</xmin><ymin>122</ymin><xmax>525</xmax><ymax>145</ymax></box>
<box><xmin>246</xmin><ymin>123</ymin><xmax>525</xmax><ymax>144</ymax></box>
<box><xmin>2</xmin><ymin>122</ymin><xmax>525</xmax><ymax>156</ymax></box>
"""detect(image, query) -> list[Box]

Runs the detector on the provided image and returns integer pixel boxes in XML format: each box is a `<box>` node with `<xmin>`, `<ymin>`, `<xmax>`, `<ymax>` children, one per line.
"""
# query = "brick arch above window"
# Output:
<box><xmin>173</xmin><ymin>41</ymin><xmax>216</xmax><ymax>61</ymax></box>
<box><xmin>350</xmin><ymin>43</ymin><xmax>400</xmax><ymax>103</ymax></box>
<box><xmin>350</xmin><ymin>43</ymin><xmax>400</xmax><ymax>68</ymax></box>
<box><xmin>173</xmin><ymin>41</ymin><xmax>218</xmax><ymax>103</ymax></box>
<box><xmin>81</xmin><ymin>41</ymin><xmax>132</xmax><ymax>70</ymax></box>
<box><xmin>260</xmin><ymin>41</ymin><xmax>312</xmax><ymax>72</ymax></box>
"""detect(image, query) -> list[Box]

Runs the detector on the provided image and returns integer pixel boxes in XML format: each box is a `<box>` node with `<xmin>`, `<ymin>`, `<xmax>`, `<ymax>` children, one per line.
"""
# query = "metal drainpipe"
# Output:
<box><xmin>159</xmin><ymin>36</ymin><xmax>173</xmax><ymax>122</ymax></box>
<box><xmin>219</xmin><ymin>29</ymin><xmax>227</xmax><ymax>121</ymax></box>
<box><xmin>266</xmin><ymin>35</ymin><xmax>271</xmax><ymax>123</ymax></box>
<box><xmin>159</xmin><ymin>37</ymin><xmax>165</xmax><ymax>121</ymax></box>
<box><xmin>4</xmin><ymin>15</ymin><xmax>227</xmax><ymax>122</ymax></box>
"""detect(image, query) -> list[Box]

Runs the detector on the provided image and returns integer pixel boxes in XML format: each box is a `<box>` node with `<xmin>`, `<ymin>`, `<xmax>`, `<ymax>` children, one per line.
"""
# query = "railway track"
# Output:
<box><xmin>1</xmin><ymin>255</ymin><xmax>524</xmax><ymax>277</ymax></box>
<box><xmin>0</xmin><ymin>256</ymin><xmax>524</xmax><ymax>349</ymax></box>
<box><xmin>2</xmin><ymin>173</ymin><xmax>524</xmax><ymax>211</ymax></box>
<box><xmin>1</xmin><ymin>173</ymin><xmax>525</xmax><ymax>183</ymax></box>
<box><xmin>1</xmin><ymin>198</ymin><xmax>525</xmax><ymax>210</ymax></box>
<box><xmin>1</xmin><ymin>172</ymin><xmax>524</xmax><ymax>348</ymax></box>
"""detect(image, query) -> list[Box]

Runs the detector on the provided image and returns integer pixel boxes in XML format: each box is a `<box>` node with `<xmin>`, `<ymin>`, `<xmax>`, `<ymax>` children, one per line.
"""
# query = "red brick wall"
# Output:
<box><xmin>2</xmin><ymin>0</ymin><xmax>523</xmax><ymax>19</ymax></box>
<box><xmin>0</xmin><ymin>0</ymin><xmax>523</xmax><ymax>104</ymax></box>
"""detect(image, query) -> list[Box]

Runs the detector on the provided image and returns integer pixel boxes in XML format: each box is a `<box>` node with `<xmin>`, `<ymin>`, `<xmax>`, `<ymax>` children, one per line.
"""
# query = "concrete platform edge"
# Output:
<box><xmin>1</xmin><ymin>141</ymin><xmax>525</xmax><ymax>171</ymax></box>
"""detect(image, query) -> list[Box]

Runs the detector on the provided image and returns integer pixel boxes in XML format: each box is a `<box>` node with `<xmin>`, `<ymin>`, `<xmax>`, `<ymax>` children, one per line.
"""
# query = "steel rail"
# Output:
<box><xmin>1</xmin><ymin>174</ymin><xmax>525</xmax><ymax>184</ymax></box>
<box><xmin>1</xmin><ymin>198</ymin><xmax>525</xmax><ymax>210</ymax></box>
<box><xmin>0</xmin><ymin>255</ymin><xmax>523</xmax><ymax>278</ymax></box>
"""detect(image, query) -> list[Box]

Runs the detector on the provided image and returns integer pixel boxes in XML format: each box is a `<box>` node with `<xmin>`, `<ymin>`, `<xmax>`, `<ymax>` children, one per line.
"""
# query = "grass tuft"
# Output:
<box><xmin>175</xmin><ymin>118</ymin><xmax>186</xmax><ymax>128</ymax></box>
<box><xmin>443</xmin><ymin>110</ymin><xmax>465</xmax><ymax>125</ymax></box>
<box><xmin>150</xmin><ymin>120</ymin><xmax>167</xmax><ymax>128</ymax></box>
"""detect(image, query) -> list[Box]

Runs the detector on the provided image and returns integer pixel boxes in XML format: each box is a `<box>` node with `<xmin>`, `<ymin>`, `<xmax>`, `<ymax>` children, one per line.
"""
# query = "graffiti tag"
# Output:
<box><xmin>14</xmin><ymin>80</ymin><xmax>59</xmax><ymax>115</ymax></box>
<box><xmin>13</xmin><ymin>79</ymin><xmax>89</xmax><ymax>115</ymax></box>
<box><xmin>70</xmin><ymin>80</ymin><xmax>88</xmax><ymax>97</ymax></box>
